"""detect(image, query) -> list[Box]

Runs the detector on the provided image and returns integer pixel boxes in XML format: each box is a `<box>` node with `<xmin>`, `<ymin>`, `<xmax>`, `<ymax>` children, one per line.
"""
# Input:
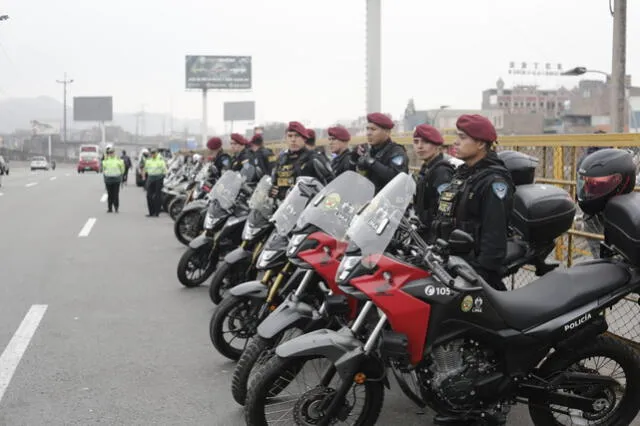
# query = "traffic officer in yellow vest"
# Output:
<box><xmin>143</xmin><ymin>147</ymin><xmax>167</xmax><ymax>217</ymax></box>
<box><xmin>102</xmin><ymin>146</ymin><xmax>125</xmax><ymax>213</ymax></box>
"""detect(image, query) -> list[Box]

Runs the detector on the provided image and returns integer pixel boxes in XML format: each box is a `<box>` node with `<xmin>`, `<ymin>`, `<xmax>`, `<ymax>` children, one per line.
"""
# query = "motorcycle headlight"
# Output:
<box><xmin>242</xmin><ymin>224</ymin><xmax>261</xmax><ymax>241</ymax></box>
<box><xmin>204</xmin><ymin>213</ymin><xmax>214</xmax><ymax>230</ymax></box>
<box><xmin>336</xmin><ymin>256</ymin><xmax>362</xmax><ymax>282</ymax></box>
<box><xmin>257</xmin><ymin>249</ymin><xmax>278</xmax><ymax>269</ymax></box>
<box><xmin>287</xmin><ymin>233</ymin><xmax>308</xmax><ymax>257</ymax></box>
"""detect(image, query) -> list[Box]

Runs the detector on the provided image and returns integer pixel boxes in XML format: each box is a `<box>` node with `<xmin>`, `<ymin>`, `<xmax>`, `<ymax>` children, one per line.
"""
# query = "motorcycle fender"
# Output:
<box><xmin>257</xmin><ymin>297</ymin><xmax>323</xmax><ymax>340</ymax></box>
<box><xmin>189</xmin><ymin>234</ymin><xmax>213</xmax><ymax>250</ymax></box>
<box><xmin>229</xmin><ymin>281</ymin><xmax>268</xmax><ymax>301</ymax></box>
<box><xmin>182</xmin><ymin>200</ymin><xmax>208</xmax><ymax>213</ymax></box>
<box><xmin>223</xmin><ymin>247</ymin><xmax>252</xmax><ymax>265</ymax></box>
<box><xmin>275</xmin><ymin>328</ymin><xmax>366</xmax><ymax>381</ymax></box>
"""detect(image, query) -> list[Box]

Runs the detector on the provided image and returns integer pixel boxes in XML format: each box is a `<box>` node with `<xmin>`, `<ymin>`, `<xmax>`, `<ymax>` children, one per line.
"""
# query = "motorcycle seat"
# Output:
<box><xmin>484</xmin><ymin>260</ymin><xmax>629</xmax><ymax>331</ymax></box>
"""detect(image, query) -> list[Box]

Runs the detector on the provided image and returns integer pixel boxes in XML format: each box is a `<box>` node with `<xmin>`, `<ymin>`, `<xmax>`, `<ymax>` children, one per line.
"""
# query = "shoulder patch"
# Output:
<box><xmin>437</xmin><ymin>183</ymin><xmax>450</xmax><ymax>194</ymax></box>
<box><xmin>391</xmin><ymin>155</ymin><xmax>405</xmax><ymax>167</ymax></box>
<box><xmin>491</xmin><ymin>181</ymin><xmax>508</xmax><ymax>200</ymax></box>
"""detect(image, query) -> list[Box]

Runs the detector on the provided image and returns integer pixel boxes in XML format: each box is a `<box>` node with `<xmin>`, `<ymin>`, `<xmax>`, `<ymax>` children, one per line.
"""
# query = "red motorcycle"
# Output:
<box><xmin>245</xmin><ymin>172</ymin><xmax>640</xmax><ymax>426</ymax></box>
<box><xmin>231</xmin><ymin>171</ymin><xmax>375</xmax><ymax>405</ymax></box>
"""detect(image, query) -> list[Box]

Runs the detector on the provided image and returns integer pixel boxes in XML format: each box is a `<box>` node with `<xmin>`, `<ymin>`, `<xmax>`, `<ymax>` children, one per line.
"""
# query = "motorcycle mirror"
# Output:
<box><xmin>447</xmin><ymin>229</ymin><xmax>475</xmax><ymax>255</ymax></box>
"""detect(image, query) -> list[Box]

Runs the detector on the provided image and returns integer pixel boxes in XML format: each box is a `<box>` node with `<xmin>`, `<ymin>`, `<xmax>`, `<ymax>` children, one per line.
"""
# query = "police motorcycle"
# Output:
<box><xmin>230</xmin><ymin>171</ymin><xmax>375</xmax><ymax>405</ymax></box>
<box><xmin>176</xmin><ymin>168</ymin><xmax>249</xmax><ymax>287</ymax></box>
<box><xmin>163</xmin><ymin>156</ymin><xmax>204</xmax><ymax>214</ymax></box>
<box><xmin>209</xmin><ymin>177</ymin><xmax>325</xmax><ymax>361</ymax></box>
<box><xmin>245</xmin><ymin>164</ymin><xmax>640</xmax><ymax>426</ymax></box>
<box><xmin>208</xmin><ymin>175</ymin><xmax>276</xmax><ymax>304</ymax></box>
<box><xmin>168</xmin><ymin>163</ymin><xmax>218</xmax><ymax>221</ymax></box>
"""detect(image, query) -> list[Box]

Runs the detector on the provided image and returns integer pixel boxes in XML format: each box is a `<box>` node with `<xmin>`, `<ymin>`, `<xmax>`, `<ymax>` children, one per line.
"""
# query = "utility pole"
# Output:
<box><xmin>366</xmin><ymin>0</ymin><xmax>382</xmax><ymax>114</ymax></box>
<box><xmin>56</xmin><ymin>73</ymin><xmax>74</xmax><ymax>157</ymax></box>
<box><xmin>610</xmin><ymin>0</ymin><xmax>627</xmax><ymax>133</ymax></box>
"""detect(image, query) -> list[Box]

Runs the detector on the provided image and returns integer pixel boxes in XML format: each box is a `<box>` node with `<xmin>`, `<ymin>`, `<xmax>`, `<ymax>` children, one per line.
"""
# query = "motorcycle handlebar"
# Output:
<box><xmin>425</xmin><ymin>254</ymin><xmax>455</xmax><ymax>287</ymax></box>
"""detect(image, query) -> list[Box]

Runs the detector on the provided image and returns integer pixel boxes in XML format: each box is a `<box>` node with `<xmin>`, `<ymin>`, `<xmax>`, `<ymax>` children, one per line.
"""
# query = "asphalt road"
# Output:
<box><xmin>0</xmin><ymin>167</ymin><xmax>638</xmax><ymax>426</ymax></box>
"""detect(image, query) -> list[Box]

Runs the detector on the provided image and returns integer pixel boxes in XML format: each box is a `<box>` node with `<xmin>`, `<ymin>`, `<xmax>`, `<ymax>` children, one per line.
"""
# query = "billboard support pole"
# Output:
<box><xmin>202</xmin><ymin>88</ymin><xmax>208</xmax><ymax>148</ymax></box>
<box><xmin>100</xmin><ymin>121</ymin><xmax>106</xmax><ymax>146</ymax></box>
<box><xmin>48</xmin><ymin>135</ymin><xmax>52</xmax><ymax>161</ymax></box>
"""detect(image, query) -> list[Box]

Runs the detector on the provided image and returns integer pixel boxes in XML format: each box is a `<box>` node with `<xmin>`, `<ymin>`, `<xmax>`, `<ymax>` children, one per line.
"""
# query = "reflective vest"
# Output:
<box><xmin>102</xmin><ymin>157</ymin><xmax>124</xmax><ymax>178</ymax></box>
<box><xmin>144</xmin><ymin>157</ymin><xmax>166</xmax><ymax>176</ymax></box>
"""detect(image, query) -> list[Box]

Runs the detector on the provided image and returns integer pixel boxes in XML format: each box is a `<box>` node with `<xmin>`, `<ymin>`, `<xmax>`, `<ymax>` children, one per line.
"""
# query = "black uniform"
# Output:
<box><xmin>253</xmin><ymin>147</ymin><xmax>276</xmax><ymax>176</ymax></box>
<box><xmin>231</xmin><ymin>147</ymin><xmax>254</xmax><ymax>172</ymax></box>
<box><xmin>414</xmin><ymin>153</ymin><xmax>455</xmax><ymax>242</ymax></box>
<box><xmin>432</xmin><ymin>151</ymin><xmax>515</xmax><ymax>290</ymax></box>
<box><xmin>355</xmin><ymin>139</ymin><xmax>409</xmax><ymax>193</ymax></box>
<box><xmin>212</xmin><ymin>151</ymin><xmax>232</xmax><ymax>178</ymax></box>
<box><xmin>331</xmin><ymin>149</ymin><xmax>357</xmax><ymax>176</ymax></box>
<box><xmin>272</xmin><ymin>147</ymin><xmax>334</xmax><ymax>200</ymax></box>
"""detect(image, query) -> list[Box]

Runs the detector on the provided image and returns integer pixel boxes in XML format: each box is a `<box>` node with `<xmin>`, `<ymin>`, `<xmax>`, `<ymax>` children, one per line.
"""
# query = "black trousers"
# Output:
<box><xmin>122</xmin><ymin>168</ymin><xmax>129</xmax><ymax>183</ymax></box>
<box><xmin>146</xmin><ymin>178</ymin><xmax>163</xmax><ymax>216</ymax></box>
<box><xmin>105</xmin><ymin>182</ymin><xmax>120</xmax><ymax>211</ymax></box>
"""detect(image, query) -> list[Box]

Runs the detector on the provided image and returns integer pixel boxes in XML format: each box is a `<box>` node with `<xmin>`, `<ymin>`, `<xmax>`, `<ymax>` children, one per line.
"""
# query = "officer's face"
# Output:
<box><xmin>366</xmin><ymin>124</ymin><xmax>389</xmax><ymax>146</ymax></box>
<box><xmin>413</xmin><ymin>138</ymin><xmax>439</xmax><ymax>161</ymax></box>
<box><xmin>329</xmin><ymin>137</ymin><xmax>347</xmax><ymax>154</ymax></box>
<box><xmin>287</xmin><ymin>131</ymin><xmax>305</xmax><ymax>152</ymax></box>
<box><xmin>454</xmin><ymin>131</ymin><xmax>485</xmax><ymax>162</ymax></box>
<box><xmin>230</xmin><ymin>141</ymin><xmax>243</xmax><ymax>154</ymax></box>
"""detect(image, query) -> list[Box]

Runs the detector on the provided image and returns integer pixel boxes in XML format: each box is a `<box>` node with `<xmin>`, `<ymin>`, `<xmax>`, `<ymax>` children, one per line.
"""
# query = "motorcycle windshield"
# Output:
<box><xmin>345</xmin><ymin>173</ymin><xmax>416</xmax><ymax>267</ymax></box>
<box><xmin>296</xmin><ymin>171</ymin><xmax>375</xmax><ymax>240</ymax></box>
<box><xmin>271</xmin><ymin>178</ymin><xmax>323</xmax><ymax>236</ymax></box>
<box><xmin>210</xmin><ymin>171</ymin><xmax>243</xmax><ymax>210</ymax></box>
<box><xmin>248</xmin><ymin>176</ymin><xmax>275</xmax><ymax>220</ymax></box>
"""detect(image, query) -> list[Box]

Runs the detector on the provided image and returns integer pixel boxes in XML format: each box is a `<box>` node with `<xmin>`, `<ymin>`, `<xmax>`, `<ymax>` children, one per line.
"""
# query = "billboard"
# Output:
<box><xmin>30</xmin><ymin>120</ymin><xmax>59</xmax><ymax>136</ymax></box>
<box><xmin>185</xmin><ymin>56</ymin><xmax>252</xmax><ymax>90</ymax></box>
<box><xmin>508</xmin><ymin>61</ymin><xmax>566</xmax><ymax>76</ymax></box>
<box><xmin>223</xmin><ymin>101</ymin><xmax>255</xmax><ymax>121</ymax></box>
<box><xmin>73</xmin><ymin>97</ymin><xmax>113</xmax><ymax>121</ymax></box>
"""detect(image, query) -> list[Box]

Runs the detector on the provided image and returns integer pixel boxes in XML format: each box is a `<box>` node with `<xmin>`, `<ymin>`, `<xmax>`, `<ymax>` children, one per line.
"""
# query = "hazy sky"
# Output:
<box><xmin>1</xmin><ymin>0</ymin><xmax>638</xmax><ymax>134</ymax></box>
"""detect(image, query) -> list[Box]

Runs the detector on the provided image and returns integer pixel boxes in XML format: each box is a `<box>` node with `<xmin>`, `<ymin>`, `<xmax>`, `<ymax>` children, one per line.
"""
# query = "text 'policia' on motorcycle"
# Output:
<box><xmin>155</xmin><ymin>114</ymin><xmax>640</xmax><ymax>426</ymax></box>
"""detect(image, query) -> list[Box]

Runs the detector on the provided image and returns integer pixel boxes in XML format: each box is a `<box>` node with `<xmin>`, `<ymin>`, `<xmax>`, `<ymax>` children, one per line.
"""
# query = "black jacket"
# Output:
<box><xmin>253</xmin><ymin>147</ymin><xmax>276</xmax><ymax>176</ymax></box>
<box><xmin>272</xmin><ymin>147</ymin><xmax>334</xmax><ymax>200</ymax></box>
<box><xmin>414</xmin><ymin>153</ymin><xmax>455</xmax><ymax>241</ymax></box>
<box><xmin>356</xmin><ymin>139</ymin><xmax>409</xmax><ymax>193</ymax></box>
<box><xmin>331</xmin><ymin>149</ymin><xmax>357</xmax><ymax>176</ymax></box>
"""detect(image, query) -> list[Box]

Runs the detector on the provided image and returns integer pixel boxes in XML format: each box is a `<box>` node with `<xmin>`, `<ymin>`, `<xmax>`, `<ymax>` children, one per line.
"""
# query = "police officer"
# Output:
<box><xmin>432</xmin><ymin>114</ymin><xmax>515</xmax><ymax>291</ymax></box>
<box><xmin>206</xmin><ymin>136</ymin><xmax>232</xmax><ymax>178</ymax></box>
<box><xmin>354</xmin><ymin>113</ymin><xmax>409</xmax><ymax>193</ymax></box>
<box><xmin>102</xmin><ymin>146</ymin><xmax>125</xmax><ymax>213</ymax></box>
<box><xmin>143</xmin><ymin>148</ymin><xmax>167</xmax><ymax>217</ymax></box>
<box><xmin>412</xmin><ymin>124</ymin><xmax>455</xmax><ymax>242</ymax></box>
<box><xmin>270</xmin><ymin>121</ymin><xmax>334</xmax><ymax>200</ymax></box>
<box><xmin>249</xmin><ymin>134</ymin><xmax>276</xmax><ymax>176</ymax></box>
<box><xmin>328</xmin><ymin>126</ymin><xmax>356</xmax><ymax>176</ymax></box>
<box><xmin>229</xmin><ymin>133</ymin><xmax>255</xmax><ymax>172</ymax></box>
<box><xmin>120</xmin><ymin>150</ymin><xmax>132</xmax><ymax>185</ymax></box>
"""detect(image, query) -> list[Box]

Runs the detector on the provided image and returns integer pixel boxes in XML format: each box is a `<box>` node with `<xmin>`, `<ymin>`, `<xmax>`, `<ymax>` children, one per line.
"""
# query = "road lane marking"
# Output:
<box><xmin>78</xmin><ymin>218</ymin><xmax>97</xmax><ymax>237</ymax></box>
<box><xmin>0</xmin><ymin>304</ymin><xmax>48</xmax><ymax>403</ymax></box>
<box><xmin>25</xmin><ymin>182</ymin><xmax>37</xmax><ymax>188</ymax></box>
<box><xmin>50</xmin><ymin>177</ymin><xmax>57</xmax><ymax>181</ymax></box>
<box><xmin>100</xmin><ymin>193</ymin><xmax>107</xmax><ymax>203</ymax></box>
<box><xmin>65</xmin><ymin>173</ymin><xmax>70</xmax><ymax>177</ymax></box>
<box><xmin>0</xmin><ymin>192</ymin><xmax>3</xmax><ymax>197</ymax></box>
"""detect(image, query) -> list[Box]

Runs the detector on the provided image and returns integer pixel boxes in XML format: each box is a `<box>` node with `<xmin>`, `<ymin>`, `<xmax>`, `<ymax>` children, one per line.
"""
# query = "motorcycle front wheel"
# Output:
<box><xmin>168</xmin><ymin>196</ymin><xmax>186</xmax><ymax>221</ymax></box>
<box><xmin>209</xmin><ymin>294</ymin><xmax>263</xmax><ymax>361</ymax></box>
<box><xmin>209</xmin><ymin>259</ymin><xmax>253</xmax><ymax>304</ymax></box>
<box><xmin>176</xmin><ymin>244</ymin><xmax>217</xmax><ymax>288</ymax></box>
<box><xmin>244</xmin><ymin>354</ymin><xmax>384</xmax><ymax>426</ymax></box>
<box><xmin>173</xmin><ymin>209</ymin><xmax>203</xmax><ymax>246</ymax></box>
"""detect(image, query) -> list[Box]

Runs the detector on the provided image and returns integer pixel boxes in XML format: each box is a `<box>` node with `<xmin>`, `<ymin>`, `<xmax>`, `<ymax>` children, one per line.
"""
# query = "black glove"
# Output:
<box><xmin>357</xmin><ymin>153</ymin><xmax>375</xmax><ymax>170</ymax></box>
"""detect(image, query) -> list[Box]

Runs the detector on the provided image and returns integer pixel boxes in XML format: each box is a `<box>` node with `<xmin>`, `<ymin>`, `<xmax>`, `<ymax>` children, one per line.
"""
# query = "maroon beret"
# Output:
<box><xmin>413</xmin><ymin>124</ymin><xmax>444</xmax><ymax>145</ymax></box>
<box><xmin>287</xmin><ymin>121</ymin><xmax>309</xmax><ymax>140</ymax></box>
<box><xmin>367</xmin><ymin>112</ymin><xmax>394</xmax><ymax>130</ymax></box>
<box><xmin>456</xmin><ymin>114</ymin><xmax>497</xmax><ymax>143</ymax></box>
<box><xmin>206</xmin><ymin>137</ymin><xmax>222</xmax><ymax>150</ymax></box>
<box><xmin>250</xmin><ymin>134</ymin><xmax>263</xmax><ymax>145</ymax></box>
<box><xmin>328</xmin><ymin>126</ymin><xmax>351</xmax><ymax>142</ymax></box>
<box><xmin>306</xmin><ymin>129</ymin><xmax>316</xmax><ymax>140</ymax></box>
<box><xmin>230</xmin><ymin>133</ymin><xmax>249</xmax><ymax>145</ymax></box>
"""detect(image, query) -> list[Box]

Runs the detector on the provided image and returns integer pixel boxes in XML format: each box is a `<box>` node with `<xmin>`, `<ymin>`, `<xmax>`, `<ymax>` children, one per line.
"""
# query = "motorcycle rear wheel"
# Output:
<box><xmin>528</xmin><ymin>335</ymin><xmax>640</xmax><ymax>425</ymax></box>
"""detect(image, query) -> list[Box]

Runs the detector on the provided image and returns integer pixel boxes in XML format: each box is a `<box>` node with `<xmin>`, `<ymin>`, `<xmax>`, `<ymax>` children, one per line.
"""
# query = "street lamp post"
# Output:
<box><xmin>431</xmin><ymin>105</ymin><xmax>450</xmax><ymax>128</ymax></box>
<box><xmin>56</xmin><ymin>73</ymin><xmax>74</xmax><ymax>158</ymax></box>
<box><xmin>562</xmin><ymin>66</ymin><xmax>630</xmax><ymax>133</ymax></box>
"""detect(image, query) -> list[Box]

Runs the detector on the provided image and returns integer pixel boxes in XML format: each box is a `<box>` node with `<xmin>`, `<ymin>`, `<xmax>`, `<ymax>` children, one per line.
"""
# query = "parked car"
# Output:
<box><xmin>77</xmin><ymin>154</ymin><xmax>101</xmax><ymax>173</ymax></box>
<box><xmin>30</xmin><ymin>156</ymin><xmax>49</xmax><ymax>171</ymax></box>
<box><xmin>0</xmin><ymin>156</ymin><xmax>9</xmax><ymax>175</ymax></box>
